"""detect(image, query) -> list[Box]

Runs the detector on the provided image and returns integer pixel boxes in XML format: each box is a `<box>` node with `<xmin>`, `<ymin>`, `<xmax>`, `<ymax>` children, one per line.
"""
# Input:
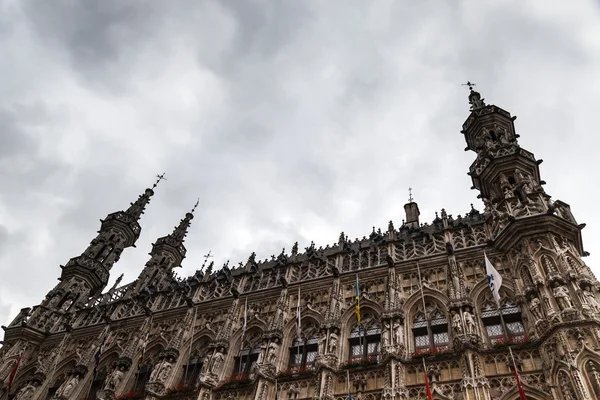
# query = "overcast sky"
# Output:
<box><xmin>1</xmin><ymin>1</ymin><xmax>600</xmax><ymax>327</ymax></box>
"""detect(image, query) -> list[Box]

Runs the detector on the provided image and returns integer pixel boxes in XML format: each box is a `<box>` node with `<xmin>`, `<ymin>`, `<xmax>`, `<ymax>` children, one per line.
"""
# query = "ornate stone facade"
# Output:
<box><xmin>1</xmin><ymin>90</ymin><xmax>599</xmax><ymax>400</ymax></box>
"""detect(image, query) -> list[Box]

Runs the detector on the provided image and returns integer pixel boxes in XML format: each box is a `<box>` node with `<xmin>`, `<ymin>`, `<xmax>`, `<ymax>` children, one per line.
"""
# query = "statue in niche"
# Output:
<box><xmin>394</xmin><ymin>321</ymin><xmax>403</xmax><ymax>345</ymax></box>
<box><xmin>56</xmin><ymin>375</ymin><xmax>79</xmax><ymax>398</ymax></box>
<box><xmin>529</xmin><ymin>296</ymin><xmax>544</xmax><ymax>321</ymax></box>
<box><xmin>463</xmin><ymin>309</ymin><xmax>476</xmax><ymax>335</ymax></box>
<box><xmin>209</xmin><ymin>347</ymin><xmax>225</xmax><ymax>375</ymax></box>
<box><xmin>267</xmin><ymin>342</ymin><xmax>278</xmax><ymax>365</ymax></box>
<box><xmin>554</xmin><ymin>285</ymin><xmax>573</xmax><ymax>310</ymax></box>
<box><xmin>328</xmin><ymin>332</ymin><xmax>339</xmax><ymax>354</ymax></box>
<box><xmin>451</xmin><ymin>311</ymin><xmax>463</xmax><ymax>335</ymax></box>
<box><xmin>319</xmin><ymin>334</ymin><xmax>327</xmax><ymax>355</ymax></box>
<box><xmin>158</xmin><ymin>361</ymin><xmax>172</xmax><ymax>382</ymax></box>
<box><xmin>14</xmin><ymin>383</ymin><xmax>36</xmax><ymax>400</ymax></box>
<box><xmin>104</xmin><ymin>365</ymin><xmax>124</xmax><ymax>392</ymax></box>
<box><xmin>584</xmin><ymin>288</ymin><xmax>600</xmax><ymax>313</ymax></box>
<box><xmin>382</xmin><ymin>321</ymin><xmax>391</xmax><ymax>346</ymax></box>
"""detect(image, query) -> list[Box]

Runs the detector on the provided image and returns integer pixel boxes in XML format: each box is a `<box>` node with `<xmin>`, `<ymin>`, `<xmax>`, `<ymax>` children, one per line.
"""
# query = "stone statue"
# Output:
<box><xmin>14</xmin><ymin>383</ymin><xmax>36</xmax><ymax>400</ymax></box>
<box><xmin>319</xmin><ymin>334</ymin><xmax>327</xmax><ymax>355</ymax></box>
<box><xmin>267</xmin><ymin>342</ymin><xmax>278</xmax><ymax>365</ymax></box>
<box><xmin>158</xmin><ymin>361</ymin><xmax>172</xmax><ymax>382</ymax></box>
<box><xmin>382</xmin><ymin>321</ymin><xmax>391</xmax><ymax>346</ymax></box>
<box><xmin>56</xmin><ymin>375</ymin><xmax>79</xmax><ymax>398</ymax></box>
<box><xmin>150</xmin><ymin>361</ymin><xmax>161</xmax><ymax>382</ymax></box>
<box><xmin>463</xmin><ymin>310</ymin><xmax>476</xmax><ymax>335</ymax></box>
<box><xmin>257</xmin><ymin>343</ymin><xmax>266</xmax><ymax>364</ymax></box>
<box><xmin>584</xmin><ymin>288</ymin><xmax>600</xmax><ymax>313</ymax></box>
<box><xmin>328</xmin><ymin>332</ymin><xmax>339</xmax><ymax>354</ymax></box>
<box><xmin>209</xmin><ymin>348</ymin><xmax>225</xmax><ymax>374</ymax></box>
<box><xmin>451</xmin><ymin>312</ymin><xmax>463</xmax><ymax>335</ymax></box>
<box><xmin>554</xmin><ymin>285</ymin><xmax>573</xmax><ymax>310</ymax></box>
<box><xmin>529</xmin><ymin>297</ymin><xmax>544</xmax><ymax>321</ymax></box>
<box><xmin>394</xmin><ymin>321</ymin><xmax>403</xmax><ymax>345</ymax></box>
<box><xmin>104</xmin><ymin>366</ymin><xmax>124</xmax><ymax>392</ymax></box>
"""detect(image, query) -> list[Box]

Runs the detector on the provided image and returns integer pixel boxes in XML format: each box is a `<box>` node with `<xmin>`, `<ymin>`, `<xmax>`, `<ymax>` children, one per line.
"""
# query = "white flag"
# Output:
<box><xmin>296</xmin><ymin>287</ymin><xmax>302</xmax><ymax>341</ymax></box>
<box><xmin>484</xmin><ymin>252</ymin><xmax>502</xmax><ymax>306</ymax></box>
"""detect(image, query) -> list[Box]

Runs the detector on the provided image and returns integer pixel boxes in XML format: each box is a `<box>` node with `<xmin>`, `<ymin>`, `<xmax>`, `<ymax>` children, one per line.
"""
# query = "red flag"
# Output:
<box><xmin>510</xmin><ymin>347</ymin><xmax>527</xmax><ymax>400</ymax></box>
<box><xmin>422</xmin><ymin>358</ymin><xmax>433</xmax><ymax>400</ymax></box>
<box><xmin>7</xmin><ymin>351</ymin><xmax>23</xmax><ymax>393</ymax></box>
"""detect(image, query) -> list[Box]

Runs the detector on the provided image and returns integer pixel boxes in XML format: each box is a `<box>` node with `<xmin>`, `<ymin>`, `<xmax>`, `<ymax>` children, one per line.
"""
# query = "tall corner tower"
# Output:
<box><xmin>461</xmin><ymin>85</ymin><xmax>584</xmax><ymax>255</ymax></box>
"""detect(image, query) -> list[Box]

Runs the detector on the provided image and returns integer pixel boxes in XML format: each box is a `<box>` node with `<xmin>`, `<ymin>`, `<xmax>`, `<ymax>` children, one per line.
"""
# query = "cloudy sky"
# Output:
<box><xmin>1</xmin><ymin>0</ymin><xmax>600</xmax><ymax>327</ymax></box>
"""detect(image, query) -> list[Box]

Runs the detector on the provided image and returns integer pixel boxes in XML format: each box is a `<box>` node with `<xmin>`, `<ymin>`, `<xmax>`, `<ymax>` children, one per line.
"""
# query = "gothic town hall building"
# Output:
<box><xmin>1</xmin><ymin>89</ymin><xmax>599</xmax><ymax>400</ymax></box>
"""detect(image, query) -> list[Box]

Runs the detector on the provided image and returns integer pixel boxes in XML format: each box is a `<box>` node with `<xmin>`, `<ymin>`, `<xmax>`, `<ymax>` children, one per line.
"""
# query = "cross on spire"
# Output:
<box><xmin>408</xmin><ymin>187</ymin><xmax>414</xmax><ymax>203</ymax></box>
<box><xmin>192</xmin><ymin>198</ymin><xmax>200</xmax><ymax>214</ymax></box>
<box><xmin>462</xmin><ymin>81</ymin><xmax>476</xmax><ymax>92</ymax></box>
<box><xmin>153</xmin><ymin>173</ymin><xmax>167</xmax><ymax>189</ymax></box>
<box><xmin>201</xmin><ymin>251</ymin><xmax>213</xmax><ymax>270</ymax></box>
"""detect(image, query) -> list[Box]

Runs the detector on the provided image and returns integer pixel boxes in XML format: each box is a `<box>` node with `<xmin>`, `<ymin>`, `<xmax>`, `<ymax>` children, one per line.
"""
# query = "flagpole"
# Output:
<box><xmin>87</xmin><ymin>326</ymin><xmax>110</xmax><ymax>400</ymax></box>
<box><xmin>239</xmin><ymin>298</ymin><xmax>248</xmax><ymax>376</ymax></box>
<box><xmin>509</xmin><ymin>346</ymin><xmax>527</xmax><ymax>400</ymax></box>
<box><xmin>46</xmin><ymin>333</ymin><xmax>70</xmax><ymax>399</ymax></box>
<box><xmin>346</xmin><ymin>369</ymin><xmax>351</xmax><ymax>399</ymax></box>
<box><xmin>355</xmin><ymin>274</ymin><xmax>362</xmax><ymax>362</ymax></box>
<box><xmin>296</xmin><ymin>287</ymin><xmax>301</xmax><ymax>370</ymax></box>
<box><xmin>184</xmin><ymin>305</ymin><xmax>198</xmax><ymax>385</ymax></box>
<box><xmin>417</xmin><ymin>263</ymin><xmax>433</xmax><ymax>350</ymax></box>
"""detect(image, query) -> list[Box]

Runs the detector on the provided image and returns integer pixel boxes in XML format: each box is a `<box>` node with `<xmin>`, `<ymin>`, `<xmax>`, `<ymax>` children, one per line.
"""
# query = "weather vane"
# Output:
<box><xmin>408</xmin><ymin>187</ymin><xmax>414</xmax><ymax>203</ymax></box>
<box><xmin>153</xmin><ymin>173</ymin><xmax>167</xmax><ymax>189</ymax></box>
<box><xmin>462</xmin><ymin>81</ymin><xmax>476</xmax><ymax>92</ymax></box>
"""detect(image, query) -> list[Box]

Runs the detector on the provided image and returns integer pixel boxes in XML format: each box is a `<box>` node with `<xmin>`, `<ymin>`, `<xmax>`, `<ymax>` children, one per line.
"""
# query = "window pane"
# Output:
<box><xmin>352</xmin><ymin>344</ymin><xmax>363</xmax><ymax>356</ymax></box>
<box><xmin>486</xmin><ymin>324</ymin><xmax>504</xmax><ymax>338</ymax></box>
<box><xmin>507</xmin><ymin>321</ymin><xmax>524</xmax><ymax>334</ymax></box>
<box><xmin>415</xmin><ymin>334</ymin><xmax>429</xmax><ymax>348</ymax></box>
<box><xmin>290</xmin><ymin>352</ymin><xmax>302</xmax><ymax>366</ymax></box>
<box><xmin>367</xmin><ymin>342</ymin><xmax>379</xmax><ymax>355</ymax></box>
<box><xmin>433</xmin><ymin>332</ymin><xmax>448</xmax><ymax>346</ymax></box>
<box><xmin>306</xmin><ymin>351</ymin><xmax>317</xmax><ymax>366</ymax></box>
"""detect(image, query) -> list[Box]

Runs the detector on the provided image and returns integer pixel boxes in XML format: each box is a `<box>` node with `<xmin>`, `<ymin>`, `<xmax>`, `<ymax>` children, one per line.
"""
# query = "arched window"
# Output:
<box><xmin>232</xmin><ymin>331</ymin><xmax>262</xmax><ymax>380</ymax></box>
<box><xmin>481</xmin><ymin>300</ymin><xmax>525</xmax><ymax>345</ymax></box>
<box><xmin>349</xmin><ymin>317</ymin><xmax>381</xmax><ymax>362</ymax></box>
<box><xmin>289</xmin><ymin>322</ymin><xmax>319</xmax><ymax>371</ymax></box>
<box><xmin>180</xmin><ymin>339</ymin><xmax>210</xmax><ymax>387</ymax></box>
<box><xmin>586</xmin><ymin>360</ymin><xmax>600</xmax><ymax>397</ymax></box>
<box><xmin>180</xmin><ymin>350</ymin><xmax>205</xmax><ymax>387</ymax></box>
<box><xmin>412</xmin><ymin>305</ymin><xmax>449</xmax><ymax>351</ymax></box>
<box><xmin>134</xmin><ymin>348</ymin><xmax>161</xmax><ymax>392</ymax></box>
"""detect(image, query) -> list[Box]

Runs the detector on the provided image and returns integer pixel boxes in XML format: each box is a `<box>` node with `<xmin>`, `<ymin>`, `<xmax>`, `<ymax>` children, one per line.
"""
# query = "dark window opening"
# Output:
<box><xmin>134</xmin><ymin>364</ymin><xmax>152</xmax><ymax>393</ymax></box>
<box><xmin>232</xmin><ymin>346</ymin><xmax>260</xmax><ymax>380</ymax></box>
<box><xmin>180</xmin><ymin>356</ymin><xmax>203</xmax><ymax>387</ymax></box>
<box><xmin>289</xmin><ymin>337</ymin><xmax>318</xmax><ymax>372</ymax></box>
<box><xmin>481</xmin><ymin>301</ymin><xmax>525</xmax><ymax>345</ymax></box>
<box><xmin>412</xmin><ymin>312</ymin><xmax>449</xmax><ymax>351</ymax></box>
<box><xmin>348</xmin><ymin>325</ymin><xmax>381</xmax><ymax>363</ymax></box>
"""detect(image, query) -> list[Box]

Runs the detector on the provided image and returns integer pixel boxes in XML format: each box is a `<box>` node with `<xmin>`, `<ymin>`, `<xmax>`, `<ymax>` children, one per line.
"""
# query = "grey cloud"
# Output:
<box><xmin>1</xmin><ymin>0</ymin><xmax>600</xmax><ymax>328</ymax></box>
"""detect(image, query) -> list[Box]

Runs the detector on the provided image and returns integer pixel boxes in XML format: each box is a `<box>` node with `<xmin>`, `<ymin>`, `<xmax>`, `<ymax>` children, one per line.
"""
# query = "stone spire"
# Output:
<box><xmin>134</xmin><ymin>200</ymin><xmax>199</xmax><ymax>293</ymax></box>
<box><xmin>403</xmin><ymin>187</ymin><xmax>420</xmax><ymax>229</ymax></box>
<box><xmin>168</xmin><ymin>198</ymin><xmax>198</xmax><ymax>245</ymax></box>
<box><xmin>463</xmin><ymin>81</ymin><xmax>486</xmax><ymax>111</ymax></box>
<box><xmin>124</xmin><ymin>173</ymin><xmax>165</xmax><ymax>220</ymax></box>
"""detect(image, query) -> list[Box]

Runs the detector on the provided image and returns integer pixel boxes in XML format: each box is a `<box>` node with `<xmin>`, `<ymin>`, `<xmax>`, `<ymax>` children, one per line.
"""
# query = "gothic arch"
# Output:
<box><xmin>222</xmin><ymin>325</ymin><xmax>265</xmax><ymax>380</ymax></box>
<box><xmin>471</xmin><ymin>278</ymin><xmax>517</xmax><ymax>315</ymax></box>
<box><xmin>8</xmin><ymin>364</ymin><xmax>36</xmax><ymax>395</ymax></box>
<box><xmin>403</xmin><ymin>288</ymin><xmax>449</xmax><ymax>324</ymax></box>
<box><xmin>498</xmin><ymin>384</ymin><xmax>549</xmax><ymax>400</ymax></box>
<box><xmin>280</xmin><ymin>315</ymin><xmax>321</xmax><ymax>372</ymax></box>
<box><xmin>536</xmin><ymin>252</ymin><xmax>560</xmax><ymax>276</ymax></box>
